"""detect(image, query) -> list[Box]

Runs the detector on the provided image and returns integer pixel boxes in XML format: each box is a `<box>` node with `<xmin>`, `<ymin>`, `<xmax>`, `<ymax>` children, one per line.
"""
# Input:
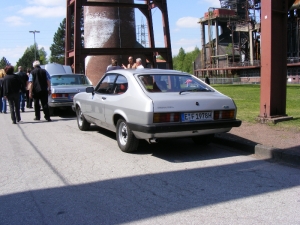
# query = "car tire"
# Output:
<box><xmin>192</xmin><ymin>134</ymin><xmax>215</xmax><ymax>145</ymax></box>
<box><xmin>76</xmin><ymin>106</ymin><xmax>90</xmax><ymax>131</ymax></box>
<box><xmin>116</xmin><ymin>119</ymin><xmax>139</xmax><ymax>153</ymax></box>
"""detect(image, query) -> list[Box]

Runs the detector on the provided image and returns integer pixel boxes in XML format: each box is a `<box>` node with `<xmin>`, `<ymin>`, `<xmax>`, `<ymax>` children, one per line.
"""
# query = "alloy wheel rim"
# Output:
<box><xmin>119</xmin><ymin>122</ymin><xmax>128</xmax><ymax>145</ymax></box>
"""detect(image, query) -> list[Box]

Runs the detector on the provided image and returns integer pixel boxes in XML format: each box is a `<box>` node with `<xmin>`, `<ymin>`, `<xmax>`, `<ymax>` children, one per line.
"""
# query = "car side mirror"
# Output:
<box><xmin>86</xmin><ymin>86</ymin><xmax>95</xmax><ymax>95</ymax></box>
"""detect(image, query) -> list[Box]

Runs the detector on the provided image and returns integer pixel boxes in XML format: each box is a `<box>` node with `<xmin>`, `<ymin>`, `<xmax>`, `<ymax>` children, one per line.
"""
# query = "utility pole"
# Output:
<box><xmin>29</xmin><ymin>30</ymin><xmax>40</xmax><ymax>61</ymax></box>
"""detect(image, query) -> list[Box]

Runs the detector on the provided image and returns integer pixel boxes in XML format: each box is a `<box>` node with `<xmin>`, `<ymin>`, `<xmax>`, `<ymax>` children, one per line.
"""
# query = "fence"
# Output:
<box><xmin>199</xmin><ymin>77</ymin><xmax>300</xmax><ymax>84</ymax></box>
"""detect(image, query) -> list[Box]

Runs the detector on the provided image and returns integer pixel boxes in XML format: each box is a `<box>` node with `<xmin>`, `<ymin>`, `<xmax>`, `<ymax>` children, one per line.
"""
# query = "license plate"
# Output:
<box><xmin>181</xmin><ymin>111</ymin><xmax>213</xmax><ymax>122</ymax></box>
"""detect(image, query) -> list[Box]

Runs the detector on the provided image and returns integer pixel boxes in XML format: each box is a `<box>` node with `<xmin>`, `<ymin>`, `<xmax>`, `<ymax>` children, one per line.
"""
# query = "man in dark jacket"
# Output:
<box><xmin>2</xmin><ymin>65</ymin><xmax>24</xmax><ymax>124</ymax></box>
<box><xmin>28</xmin><ymin>60</ymin><xmax>51</xmax><ymax>122</ymax></box>
<box><xmin>16</xmin><ymin>66</ymin><xmax>28</xmax><ymax>112</ymax></box>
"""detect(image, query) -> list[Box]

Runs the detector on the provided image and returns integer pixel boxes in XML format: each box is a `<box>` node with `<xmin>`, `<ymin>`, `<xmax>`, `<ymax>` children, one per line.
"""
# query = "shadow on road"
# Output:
<box><xmin>1</xmin><ymin>159</ymin><xmax>299</xmax><ymax>224</ymax></box>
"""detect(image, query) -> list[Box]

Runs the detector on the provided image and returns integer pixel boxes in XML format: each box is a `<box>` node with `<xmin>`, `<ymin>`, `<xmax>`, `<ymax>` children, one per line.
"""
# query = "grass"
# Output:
<box><xmin>212</xmin><ymin>84</ymin><xmax>300</xmax><ymax>132</ymax></box>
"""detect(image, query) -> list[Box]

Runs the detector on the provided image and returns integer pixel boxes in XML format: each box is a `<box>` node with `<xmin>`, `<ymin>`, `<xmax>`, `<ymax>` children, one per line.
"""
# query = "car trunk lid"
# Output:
<box><xmin>147</xmin><ymin>92</ymin><xmax>236</xmax><ymax>113</ymax></box>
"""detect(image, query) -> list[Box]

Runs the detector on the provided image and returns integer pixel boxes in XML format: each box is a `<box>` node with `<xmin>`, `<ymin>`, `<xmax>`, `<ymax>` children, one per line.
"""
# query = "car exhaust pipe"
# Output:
<box><xmin>148</xmin><ymin>138</ymin><xmax>158</xmax><ymax>144</ymax></box>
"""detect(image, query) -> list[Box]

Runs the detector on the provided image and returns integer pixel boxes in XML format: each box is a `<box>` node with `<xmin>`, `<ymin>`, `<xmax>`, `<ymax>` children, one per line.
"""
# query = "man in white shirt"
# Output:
<box><xmin>135</xmin><ymin>58</ymin><xmax>144</xmax><ymax>69</ymax></box>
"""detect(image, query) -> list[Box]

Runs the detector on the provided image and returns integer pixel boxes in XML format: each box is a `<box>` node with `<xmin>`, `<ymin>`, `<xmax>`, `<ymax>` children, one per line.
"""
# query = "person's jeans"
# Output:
<box><xmin>26</xmin><ymin>90</ymin><xmax>32</xmax><ymax>108</ymax></box>
<box><xmin>33</xmin><ymin>91</ymin><xmax>50</xmax><ymax>120</ymax></box>
<box><xmin>2</xmin><ymin>97</ymin><xmax>7</xmax><ymax>113</ymax></box>
<box><xmin>7</xmin><ymin>93</ymin><xmax>21</xmax><ymax>123</ymax></box>
<box><xmin>19</xmin><ymin>92</ymin><xmax>26</xmax><ymax>111</ymax></box>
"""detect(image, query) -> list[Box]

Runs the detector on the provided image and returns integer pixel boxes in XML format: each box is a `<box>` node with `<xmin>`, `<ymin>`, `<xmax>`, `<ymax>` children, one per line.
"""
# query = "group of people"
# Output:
<box><xmin>106</xmin><ymin>56</ymin><xmax>144</xmax><ymax>72</ymax></box>
<box><xmin>0</xmin><ymin>60</ymin><xmax>52</xmax><ymax>124</ymax></box>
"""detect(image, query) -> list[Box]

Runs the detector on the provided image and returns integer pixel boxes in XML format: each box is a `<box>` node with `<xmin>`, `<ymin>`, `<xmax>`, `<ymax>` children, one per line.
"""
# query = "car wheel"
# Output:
<box><xmin>76</xmin><ymin>106</ymin><xmax>90</xmax><ymax>131</ymax></box>
<box><xmin>116</xmin><ymin>119</ymin><xmax>139</xmax><ymax>153</ymax></box>
<box><xmin>192</xmin><ymin>134</ymin><xmax>215</xmax><ymax>145</ymax></box>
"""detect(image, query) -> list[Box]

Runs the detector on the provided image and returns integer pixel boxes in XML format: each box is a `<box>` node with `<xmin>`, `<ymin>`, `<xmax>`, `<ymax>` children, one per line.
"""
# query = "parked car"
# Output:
<box><xmin>42</xmin><ymin>63</ymin><xmax>92</xmax><ymax>115</ymax></box>
<box><xmin>72</xmin><ymin>69</ymin><xmax>242</xmax><ymax>152</ymax></box>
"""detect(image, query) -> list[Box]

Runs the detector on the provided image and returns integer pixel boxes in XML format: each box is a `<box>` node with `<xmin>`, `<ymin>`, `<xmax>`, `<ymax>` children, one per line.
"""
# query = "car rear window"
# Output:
<box><xmin>138</xmin><ymin>74</ymin><xmax>213</xmax><ymax>93</ymax></box>
<box><xmin>51</xmin><ymin>75</ymin><xmax>92</xmax><ymax>86</ymax></box>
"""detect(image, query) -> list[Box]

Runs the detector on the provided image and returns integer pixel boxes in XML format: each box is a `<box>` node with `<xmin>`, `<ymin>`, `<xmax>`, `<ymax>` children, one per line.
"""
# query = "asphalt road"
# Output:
<box><xmin>0</xmin><ymin>108</ymin><xmax>299</xmax><ymax>225</ymax></box>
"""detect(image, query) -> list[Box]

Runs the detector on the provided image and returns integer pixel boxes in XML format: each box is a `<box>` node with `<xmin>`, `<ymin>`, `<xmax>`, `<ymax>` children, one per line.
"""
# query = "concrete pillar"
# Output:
<box><xmin>84</xmin><ymin>0</ymin><xmax>136</xmax><ymax>85</ymax></box>
<box><xmin>200</xmin><ymin>22</ymin><xmax>206</xmax><ymax>69</ymax></box>
<box><xmin>259</xmin><ymin>0</ymin><xmax>293</xmax><ymax>122</ymax></box>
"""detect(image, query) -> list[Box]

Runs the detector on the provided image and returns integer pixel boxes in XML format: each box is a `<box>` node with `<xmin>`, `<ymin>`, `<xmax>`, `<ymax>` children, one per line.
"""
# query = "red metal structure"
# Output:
<box><xmin>259</xmin><ymin>0</ymin><xmax>295</xmax><ymax>122</ymax></box>
<box><xmin>65</xmin><ymin>0</ymin><xmax>172</xmax><ymax>84</ymax></box>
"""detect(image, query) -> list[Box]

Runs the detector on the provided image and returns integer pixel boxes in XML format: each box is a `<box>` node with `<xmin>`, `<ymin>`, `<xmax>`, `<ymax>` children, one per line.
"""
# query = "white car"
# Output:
<box><xmin>73</xmin><ymin>69</ymin><xmax>241</xmax><ymax>152</ymax></box>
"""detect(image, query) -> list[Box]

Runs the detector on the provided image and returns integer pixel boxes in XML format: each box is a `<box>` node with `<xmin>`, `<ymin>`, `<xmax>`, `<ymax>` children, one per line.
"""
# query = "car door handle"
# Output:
<box><xmin>102</xmin><ymin>97</ymin><xmax>106</xmax><ymax>100</ymax></box>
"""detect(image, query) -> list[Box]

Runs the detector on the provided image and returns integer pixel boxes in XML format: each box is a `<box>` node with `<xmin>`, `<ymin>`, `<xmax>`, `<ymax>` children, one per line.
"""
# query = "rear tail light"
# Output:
<box><xmin>153</xmin><ymin>113</ymin><xmax>180</xmax><ymax>123</ymax></box>
<box><xmin>214</xmin><ymin>110</ymin><xmax>235</xmax><ymax>120</ymax></box>
<box><xmin>51</xmin><ymin>93</ymin><xmax>69</xmax><ymax>99</ymax></box>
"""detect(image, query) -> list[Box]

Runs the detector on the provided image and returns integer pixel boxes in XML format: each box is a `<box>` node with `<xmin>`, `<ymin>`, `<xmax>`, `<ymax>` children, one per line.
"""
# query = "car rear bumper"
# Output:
<box><xmin>128</xmin><ymin>119</ymin><xmax>242</xmax><ymax>139</ymax></box>
<box><xmin>48</xmin><ymin>101</ymin><xmax>73</xmax><ymax>108</ymax></box>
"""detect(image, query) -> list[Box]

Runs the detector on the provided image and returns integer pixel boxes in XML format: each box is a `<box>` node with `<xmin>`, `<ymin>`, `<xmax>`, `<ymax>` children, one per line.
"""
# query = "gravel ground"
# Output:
<box><xmin>217</xmin><ymin>121</ymin><xmax>300</xmax><ymax>151</ymax></box>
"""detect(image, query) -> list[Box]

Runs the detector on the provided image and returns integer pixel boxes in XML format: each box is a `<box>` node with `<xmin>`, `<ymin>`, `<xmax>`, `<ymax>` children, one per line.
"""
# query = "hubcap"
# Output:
<box><xmin>119</xmin><ymin>122</ymin><xmax>128</xmax><ymax>146</ymax></box>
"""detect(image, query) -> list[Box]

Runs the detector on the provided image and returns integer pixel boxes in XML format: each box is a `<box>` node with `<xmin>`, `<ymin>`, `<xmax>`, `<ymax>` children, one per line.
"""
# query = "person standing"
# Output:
<box><xmin>122</xmin><ymin>56</ymin><xmax>137</xmax><ymax>69</ymax></box>
<box><xmin>28</xmin><ymin>60</ymin><xmax>52</xmax><ymax>122</ymax></box>
<box><xmin>25</xmin><ymin>68</ymin><xmax>33</xmax><ymax>108</ymax></box>
<box><xmin>106</xmin><ymin>59</ymin><xmax>123</xmax><ymax>71</ymax></box>
<box><xmin>16</xmin><ymin>66</ymin><xmax>28</xmax><ymax>112</ymax></box>
<box><xmin>0</xmin><ymin>69</ymin><xmax>6</xmax><ymax>113</ymax></box>
<box><xmin>135</xmin><ymin>58</ymin><xmax>144</xmax><ymax>69</ymax></box>
<box><xmin>205</xmin><ymin>76</ymin><xmax>210</xmax><ymax>85</ymax></box>
<box><xmin>2</xmin><ymin>66</ymin><xmax>24</xmax><ymax>124</ymax></box>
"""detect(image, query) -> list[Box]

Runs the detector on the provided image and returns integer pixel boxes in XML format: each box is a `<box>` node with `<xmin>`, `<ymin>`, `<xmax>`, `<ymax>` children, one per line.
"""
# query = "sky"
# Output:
<box><xmin>0</xmin><ymin>0</ymin><xmax>221</xmax><ymax>66</ymax></box>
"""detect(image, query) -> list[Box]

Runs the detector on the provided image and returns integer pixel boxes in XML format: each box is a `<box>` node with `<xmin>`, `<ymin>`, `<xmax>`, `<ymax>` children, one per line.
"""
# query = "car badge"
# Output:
<box><xmin>223</xmin><ymin>105</ymin><xmax>229</xmax><ymax>109</ymax></box>
<box><xmin>196</xmin><ymin>102</ymin><xmax>199</xmax><ymax>106</ymax></box>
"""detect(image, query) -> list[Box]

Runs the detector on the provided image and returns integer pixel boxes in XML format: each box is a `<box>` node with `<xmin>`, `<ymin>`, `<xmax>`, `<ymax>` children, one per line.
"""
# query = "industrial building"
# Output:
<box><xmin>195</xmin><ymin>0</ymin><xmax>300</xmax><ymax>84</ymax></box>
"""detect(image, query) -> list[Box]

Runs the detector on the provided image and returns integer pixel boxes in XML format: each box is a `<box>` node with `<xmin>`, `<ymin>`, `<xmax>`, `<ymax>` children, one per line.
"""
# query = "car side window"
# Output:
<box><xmin>114</xmin><ymin>75</ymin><xmax>128</xmax><ymax>94</ymax></box>
<box><xmin>95</xmin><ymin>74</ymin><xmax>117</xmax><ymax>94</ymax></box>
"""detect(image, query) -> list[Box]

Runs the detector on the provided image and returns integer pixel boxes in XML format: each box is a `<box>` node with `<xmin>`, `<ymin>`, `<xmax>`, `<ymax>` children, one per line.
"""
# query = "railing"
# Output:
<box><xmin>226</xmin><ymin>60</ymin><xmax>261</xmax><ymax>68</ymax></box>
<box><xmin>199</xmin><ymin>77</ymin><xmax>243</xmax><ymax>84</ymax></box>
<box><xmin>199</xmin><ymin>77</ymin><xmax>300</xmax><ymax>85</ymax></box>
<box><xmin>202</xmin><ymin>60</ymin><xmax>261</xmax><ymax>69</ymax></box>
<box><xmin>287</xmin><ymin>57</ymin><xmax>300</xmax><ymax>64</ymax></box>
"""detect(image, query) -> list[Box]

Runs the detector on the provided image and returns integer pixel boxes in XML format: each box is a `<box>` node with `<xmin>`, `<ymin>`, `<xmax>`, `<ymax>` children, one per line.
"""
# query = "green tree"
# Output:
<box><xmin>183</xmin><ymin>47</ymin><xmax>200</xmax><ymax>74</ymax></box>
<box><xmin>0</xmin><ymin>57</ymin><xmax>10</xmax><ymax>68</ymax></box>
<box><xmin>173</xmin><ymin>47</ymin><xmax>200</xmax><ymax>74</ymax></box>
<box><xmin>49</xmin><ymin>10</ymin><xmax>84</xmax><ymax>64</ymax></box>
<box><xmin>15</xmin><ymin>45</ymin><xmax>39</xmax><ymax>70</ymax></box>
<box><xmin>173</xmin><ymin>47</ymin><xmax>186</xmax><ymax>71</ymax></box>
<box><xmin>39</xmin><ymin>47</ymin><xmax>48</xmax><ymax>65</ymax></box>
<box><xmin>49</xmin><ymin>18</ymin><xmax>66</xmax><ymax>64</ymax></box>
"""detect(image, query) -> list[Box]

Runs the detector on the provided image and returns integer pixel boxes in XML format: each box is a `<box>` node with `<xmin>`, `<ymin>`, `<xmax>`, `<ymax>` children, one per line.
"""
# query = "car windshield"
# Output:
<box><xmin>51</xmin><ymin>74</ymin><xmax>92</xmax><ymax>86</ymax></box>
<box><xmin>138</xmin><ymin>74</ymin><xmax>213</xmax><ymax>93</ymax></box>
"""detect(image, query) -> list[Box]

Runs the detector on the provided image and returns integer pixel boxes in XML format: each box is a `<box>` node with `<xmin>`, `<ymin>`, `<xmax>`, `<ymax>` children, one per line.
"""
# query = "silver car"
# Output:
<box><xmin>42</xmin><ymin>63</ymin><xmax>92</xmax><ymax>115</ymax></box>
<box><xmin>73</xmin><ymin>69</ymin><xmax>241</xmax><ymax>152</ymax></box>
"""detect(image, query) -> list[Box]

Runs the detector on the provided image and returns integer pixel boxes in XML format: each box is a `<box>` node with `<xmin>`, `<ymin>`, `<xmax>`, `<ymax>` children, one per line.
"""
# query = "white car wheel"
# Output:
<box><xmin>76</xmin><ymin>106</ymin><xmax>90</xmax><ymax>131</ymax></box>
<box><xmin>116</xmin><ymin>119</ymin><xmax>139</xmax><ymax>153</ymax></box>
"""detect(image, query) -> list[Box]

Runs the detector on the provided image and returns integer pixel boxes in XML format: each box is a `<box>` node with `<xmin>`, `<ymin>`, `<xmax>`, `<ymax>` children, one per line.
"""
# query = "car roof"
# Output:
<box><xmin>106</xmin><ymin>68</ymin><xmax>191</xmax><ymax>76</ymax></box>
